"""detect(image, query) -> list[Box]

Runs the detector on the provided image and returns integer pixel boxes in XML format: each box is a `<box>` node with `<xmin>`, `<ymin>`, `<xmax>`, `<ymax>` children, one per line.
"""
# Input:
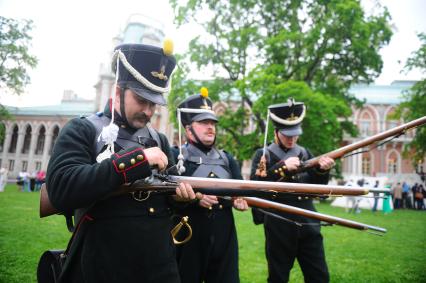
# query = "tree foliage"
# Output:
<box><xmin>168</xmin><ymin>0</ymin><xmax>392</xmax><ymax>161</ymax></box>
<box><xmin>394</xmin><ymin>33</ymin><xmax>426</xmax><ymax>164</ymax></box>
<box><xmin>0</xmin><ymin>16</ymin><xmax>38</xmax><ymax>95</ymax></box>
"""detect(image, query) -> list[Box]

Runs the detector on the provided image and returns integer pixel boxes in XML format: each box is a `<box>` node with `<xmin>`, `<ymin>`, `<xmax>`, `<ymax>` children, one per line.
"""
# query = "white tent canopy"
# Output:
<box><xmin>331</xmin><ymin>177</ymin><xmax>393</xmax><ymax>211</ymax></box>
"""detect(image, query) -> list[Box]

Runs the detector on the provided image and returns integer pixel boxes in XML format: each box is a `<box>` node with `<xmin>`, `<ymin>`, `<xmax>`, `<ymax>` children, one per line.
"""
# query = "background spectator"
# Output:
<box><xmin>16</xmin><ymin>171</ymin><xmax>26</xmax><ymax>191</ymax></box>
<box><xmin>372</xmin><ymin>180</ymin><xmax>380</xmax><ymax>212</ymax></box>
<box><xmin>402</xmin><ymin>181</ymin><xmax>410</xmax><ymax>208</ymax></box>
<box><xmin>35</xmin><ymin>170</ymin><xmax>46</xmax><ymax>191</ymax></box>
<box><xmin>411</xmin><ymin>183</ymin><xmax>418</xmax><ymax>209</ymax></box>
<box><xmin>414</xmin><ymin>184</ymin><xmax>425</xmax><ymax>210</ymax></box>
<box><xmin>393</xmin><ymin>182</ymin><xmax>403</xmax><ymax>209</ymax></box>
<box><xmin>0</xmin><ymin>168</ymin><xmax>8</xmax><ymax>192</ymax></box>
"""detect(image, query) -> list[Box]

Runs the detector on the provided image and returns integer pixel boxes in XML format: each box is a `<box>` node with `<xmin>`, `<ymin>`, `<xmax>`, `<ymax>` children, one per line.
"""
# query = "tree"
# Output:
<box><xmin>169</xmin><ymin>0</ymin><xmax>392</xmax><ymax>162</ymax></box>
<box><xmin>394</xmin><ymin>33</ymin><xmax>426</xmax><ymax>164</ymax></box>
<box><xmin>0</xmin><ymin>16</ymin><xmax>38</xmax><ymax>95</ymax></box>
<box><xmin>0</xmin><ymin>16</ymin><xmax>37</xmax><ymax>140</ymax></box>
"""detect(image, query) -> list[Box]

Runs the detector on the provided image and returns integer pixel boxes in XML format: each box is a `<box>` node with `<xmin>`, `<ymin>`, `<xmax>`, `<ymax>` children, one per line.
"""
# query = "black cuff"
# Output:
<box><xmin>111</xmin><ymin>147</ymin><xmax>152</xmax><ymax>183</ymax></box>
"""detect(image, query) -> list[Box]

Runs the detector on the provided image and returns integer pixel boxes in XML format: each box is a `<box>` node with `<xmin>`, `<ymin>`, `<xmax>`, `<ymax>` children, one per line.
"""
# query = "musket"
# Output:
<box><xmin>298</xmin><ymin>116</ymin><xmax>426</xmax><ymax>172</ymax></box>
<box><xmin>39</xmin><ymin>174</ymin><xmax>388</xmax><ymax>218</ymax></box>
<box><xmin>243</xmin><ymin>197</ymin><xmax>386</xmax><ymax>235</ymax></box>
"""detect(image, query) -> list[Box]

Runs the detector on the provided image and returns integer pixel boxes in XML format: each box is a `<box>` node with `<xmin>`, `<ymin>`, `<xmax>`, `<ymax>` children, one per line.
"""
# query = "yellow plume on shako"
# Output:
<box><xmin>163</xmin><ymin>38</ymin><xmax>174</xmax><ymax>56</ymax></box>
<box><xmin>200</xmin><ymin>87</ymin><xmax>209</xmax><ymax>98</ymax></box>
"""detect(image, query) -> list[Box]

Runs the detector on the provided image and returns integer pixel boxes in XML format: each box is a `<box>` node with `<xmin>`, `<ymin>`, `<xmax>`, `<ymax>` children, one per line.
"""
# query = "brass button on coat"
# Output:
<box><xmin>137</xmin><ymin>155</ymin><xmax>144</xmax><ymax>161</ymax></box>
<box><xmin>130</xmin><ymin>158</ymin><xmax>136</xmax><ymax>165</ymax></box>
<box><xmin>119</xmin><ymin>163</ymin><xmax>125</xmax><ymax>170</ymax></box>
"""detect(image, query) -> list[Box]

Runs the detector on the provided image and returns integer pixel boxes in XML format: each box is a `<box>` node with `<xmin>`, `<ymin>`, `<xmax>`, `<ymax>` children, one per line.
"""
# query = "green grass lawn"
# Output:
<box><xmin>1</xmin><ymin>184</ymin><xmax>425</xmax><ymax>282</ymax></box>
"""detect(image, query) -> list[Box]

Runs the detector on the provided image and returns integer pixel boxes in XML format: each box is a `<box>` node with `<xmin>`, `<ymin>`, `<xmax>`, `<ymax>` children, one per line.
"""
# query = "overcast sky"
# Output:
<box><xmin>0</xmin><ymin>0</ymin><xmax>425</xmax><ymax>107</ymax></box>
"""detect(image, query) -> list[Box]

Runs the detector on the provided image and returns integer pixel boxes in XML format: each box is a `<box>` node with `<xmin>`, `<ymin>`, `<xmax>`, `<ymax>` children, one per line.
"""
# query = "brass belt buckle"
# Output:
<box><xmin>131</xmin><ymin>191</ymin><xmax>151</xmax><ymax>202</ymax></box>
<box><xmin>171</xmin><ymin>216</ymin><xmax>192</xmax><ymax>245</ymax></box>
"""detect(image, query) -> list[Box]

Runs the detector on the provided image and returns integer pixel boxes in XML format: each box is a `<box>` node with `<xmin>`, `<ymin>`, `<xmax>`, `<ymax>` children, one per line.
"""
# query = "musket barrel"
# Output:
<box><xmin>168</xmin><ymin>175</ymin><xmax>368</xmax><ymax>196</ymax></box>
<box><xmin>244</xmin><ymin>197</ymin><xmax>387</xmax><ymax>234</ymax></box>
<box><xmin>304</xmin><ymin>116</ymin><xmax>426</xmax><ymax>169</ymax></box>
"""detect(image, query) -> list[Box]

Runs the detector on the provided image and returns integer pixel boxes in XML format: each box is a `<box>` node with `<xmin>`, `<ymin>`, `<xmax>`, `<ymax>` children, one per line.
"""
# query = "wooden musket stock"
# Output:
<box><xmin>301</xmin><ymin>116</ymin><xmax>426</xmax><ymax>170</ymax></box>
<box><xmin>39</xmin><ymin>176</ymin><xmax>388</xmax><ymax>218</ymax></box>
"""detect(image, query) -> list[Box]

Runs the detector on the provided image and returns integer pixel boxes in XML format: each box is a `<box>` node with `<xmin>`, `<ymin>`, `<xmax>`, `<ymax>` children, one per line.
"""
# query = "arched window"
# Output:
<box><xmin>22</xmin><ymin>125</ymin><xmax>32</xmax><ymax>154</ymax></box>
<box><xmin>35</xmin><ymin>126</ymin><xmax>46</xmax><ymax>155</ymax></box>
<box><xmin>359</xmin><ymin>111</ymin><xmax>373</xmax><ymax>136</ymax></box>
<box><xmin>8</xmin><ymin>125</ymin><xmax>18</xmax><ymax>153</ymax></box>
<box><xmin>49</xmin><ymin>126</ymin><xmax>60</xmax><ymax>154</ymax></box>
<box><xmin>214</xmin><ymin>105</ymin><xmax>226</xmax><ymax>116</ymax></box>
<box><xmin>387</xmin><ymin>151</ymin><xmax>399</xmax><ymax>174</ymax></box>
<box><xmin>362</xmin><ymin>153</ymin><xmax>371</xmax><ymax>175</ymax></box>
<box><xmin>385</xmin><ymin>108</ymin><xmax>398</xmax><ymax>130</ymax></box>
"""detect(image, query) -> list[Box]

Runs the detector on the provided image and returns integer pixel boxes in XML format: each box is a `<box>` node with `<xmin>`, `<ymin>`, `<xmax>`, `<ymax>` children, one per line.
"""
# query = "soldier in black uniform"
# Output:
<box><xmin>250</xmin><ymin>99</ymin><xmax>335</xmax><ymax>283</ymax></box>
<box><xmin>172</xmin><ymin>88</ymin><xmax>248</xmax><ymax>283</ymax></box>
<box><xmin>46</xmin><ymin>42</ymin><xmax>197</xmax><ymax>283</ymax></box>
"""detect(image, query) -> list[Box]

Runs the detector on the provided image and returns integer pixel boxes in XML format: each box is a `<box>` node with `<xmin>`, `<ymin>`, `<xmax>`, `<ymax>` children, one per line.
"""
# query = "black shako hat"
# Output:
<box><xmin>269</xmin><ymin>98</ymin><xmax>306</xmax><ymax>136</ymax></box>
<box><xmin>177</xmin><ymin>87</ymin><xmax>218</xmax><ymax>126</ymax></box>
<box><xmin>112</xmin><ymin>41</ymin><xmax>176</xmax><ymax>105</ymax></box>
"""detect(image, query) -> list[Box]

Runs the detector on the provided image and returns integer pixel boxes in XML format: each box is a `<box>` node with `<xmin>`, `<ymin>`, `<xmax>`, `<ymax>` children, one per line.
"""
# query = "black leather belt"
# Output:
<box><xmin>89</xmin><ymin>194</ymin><xmax>172</xmax><ymax>219</ymax></box>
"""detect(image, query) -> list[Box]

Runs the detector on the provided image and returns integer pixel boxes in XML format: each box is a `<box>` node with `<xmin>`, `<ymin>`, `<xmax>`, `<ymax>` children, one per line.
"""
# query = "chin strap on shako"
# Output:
<box><xmin>119</xmin><ymin>86</ymin><xmax>128</xmax><ymax>126</ymax></box>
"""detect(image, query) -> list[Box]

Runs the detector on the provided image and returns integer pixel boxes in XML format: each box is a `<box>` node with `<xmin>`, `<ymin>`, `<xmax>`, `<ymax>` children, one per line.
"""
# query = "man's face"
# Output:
<box><xmin>186</xmin><ymin>120</ymin><xmax>217</xmax><ymax>146</ymax></box>
<box><xmin>116</xmin><ymin>88</ymin><xmax>156</xmax><ymax>129</ymax></box>
<box><xmin>276</xmin><ymin>131</ymin><xmax>299</xmax><ymax>148</ymax></box>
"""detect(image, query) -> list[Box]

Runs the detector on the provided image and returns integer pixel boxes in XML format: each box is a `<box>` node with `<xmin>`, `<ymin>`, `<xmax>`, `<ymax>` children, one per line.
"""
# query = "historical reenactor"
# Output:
<box><xmin>45</xmin><ymin>41</ymin><xmax>197</xmax><ymax>282</ymax></box>
<box><xmin>172</xmin><ymin>87</ymin><xmax>248</xmax><ymax>283</ymax></box>
<box><xmin>250</xmin><ymin>98</ymin><xmax>335</xmax><ymax>283</ymax></box>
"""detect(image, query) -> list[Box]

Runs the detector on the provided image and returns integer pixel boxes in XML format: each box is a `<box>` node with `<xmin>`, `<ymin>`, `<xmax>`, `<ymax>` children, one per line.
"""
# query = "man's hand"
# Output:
<box><xmin>233</xmin><ymin>198</ymin><xmax>249</xmax><ymax>211</ymax></box>
<box><xmin>143</xmin><ymin>147</ymin><xmax>168</xmax><ymax>170</ymax></box>
<box><xmin>199</xmin><ymin>195</ymin><xmax>219</xmax><ymax>208</ymax></box>
<box><xmin>318</xmin><ymin>156</ymin><xmax>335</xmax><ymax>171</ymax></box>
<box><xmin>284</xmin><ymin>157</ymin><xmax>300</xmax><ymax>171</ymax></box>
<box><xmin>174</xmin><ymin>182</ymin><xmax>198</xmax><ymax>202</ymax></box>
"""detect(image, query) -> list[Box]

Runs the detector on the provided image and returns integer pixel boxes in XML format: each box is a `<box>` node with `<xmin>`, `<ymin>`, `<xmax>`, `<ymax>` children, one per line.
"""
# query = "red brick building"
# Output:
<box><xmin>340</xmin><ymin>81</ymin><xmax>424</xmax><ymax>185</ymax></box>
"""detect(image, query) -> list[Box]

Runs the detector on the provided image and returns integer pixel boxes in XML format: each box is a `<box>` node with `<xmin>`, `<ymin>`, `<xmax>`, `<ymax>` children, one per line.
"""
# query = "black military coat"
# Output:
<box><xmin>250</xmin><ymin>143</ymin><xmax>331</xmax><ymax>283</ymax></box>
<box><xmin>46</xmin><ymin>106</ymin><xmax>180</xmax><ymax>283</ymax></box>
<box><xmin>171</xmin><ymin>143</ymin><xmax>242</xmax><ymax>283</ymax></box>
<box><xmin>250</xmin><ymin>143</ymin><xmax>330</xmax><ymax>221</ymax></box>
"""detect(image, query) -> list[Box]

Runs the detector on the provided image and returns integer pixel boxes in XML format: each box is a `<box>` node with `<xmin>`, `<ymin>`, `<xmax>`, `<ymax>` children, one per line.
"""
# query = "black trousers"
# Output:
<box><xmin>264</xmin><ymin>214</ymin><xmax>329</xmax><ymax>283</ymax></box>
<box><xmin>62</xmin><ymin>216</ymin><xmax>180</xmax><ymax>283</ymax></box>
<box><xmin>176</xmin><ymin>208</ymin><xmax>239</xmax><ymax>283</ymax></box>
